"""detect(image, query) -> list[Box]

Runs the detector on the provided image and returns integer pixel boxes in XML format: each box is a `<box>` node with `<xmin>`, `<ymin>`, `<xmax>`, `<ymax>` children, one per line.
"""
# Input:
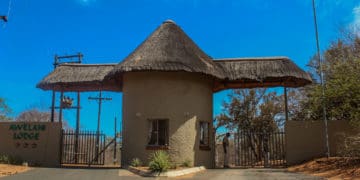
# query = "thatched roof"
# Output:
<box><xmin>36</xmin><ymin>64</ymin><xmax>120</xmax><ymax>92</ymax></box>
<box><xmin>37</xmin><ymin>20</ymin><xmax>311</xmax><ymax>92</ymax></box>
<box><xmin>213</xmin><ymin>57</ymin><xmax>312</xmax><ymax>92</ymax></box>
<box><xmin>106</xmin><ymin>20</ymin><xmax>225</xmax><ymax>79</ymax></box>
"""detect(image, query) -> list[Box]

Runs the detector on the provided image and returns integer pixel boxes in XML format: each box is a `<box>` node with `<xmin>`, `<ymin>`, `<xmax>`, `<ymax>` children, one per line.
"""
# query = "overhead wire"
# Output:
<box><xmin>2</xmin><ymin>0</ymin><xmax>12</xmax><ymax>28</ymax></box>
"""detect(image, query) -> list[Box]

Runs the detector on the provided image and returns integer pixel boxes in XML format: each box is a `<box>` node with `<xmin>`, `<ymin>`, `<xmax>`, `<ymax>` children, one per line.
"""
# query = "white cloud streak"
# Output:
<box><xmin>76</xmin><ymin>0</ymin><xmax>96</xmax><ymax>6</ymax></box>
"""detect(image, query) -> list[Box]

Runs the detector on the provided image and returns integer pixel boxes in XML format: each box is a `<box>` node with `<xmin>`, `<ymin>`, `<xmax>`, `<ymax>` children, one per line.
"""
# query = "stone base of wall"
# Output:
<box><xmin>128</xmin><ymin>166</ymin><xmax>206</xmax><ymax>177</ymax></box>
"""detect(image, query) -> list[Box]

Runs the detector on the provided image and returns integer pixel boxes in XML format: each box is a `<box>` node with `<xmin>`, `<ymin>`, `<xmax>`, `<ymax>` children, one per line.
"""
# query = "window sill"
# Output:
<box><xmin>146</xmin><ymin>145</ymin><xmax>169</xmax><ymax>150</ymax></box>
<box><xmin>199</xmin><ymin>145</ymin><xmax>211</xmax><ymax>151</ymax></box>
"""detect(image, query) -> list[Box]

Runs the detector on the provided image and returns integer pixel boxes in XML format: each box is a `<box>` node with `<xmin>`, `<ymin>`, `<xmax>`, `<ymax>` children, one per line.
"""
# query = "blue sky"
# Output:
<box><xmin>0</xmin><ymin>0</ymin><xmax>359</xmax><ymax>136</ymax></box>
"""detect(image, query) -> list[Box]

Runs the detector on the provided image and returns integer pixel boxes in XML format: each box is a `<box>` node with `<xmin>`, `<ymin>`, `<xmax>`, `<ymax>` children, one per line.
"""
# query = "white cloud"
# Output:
<box><xmin>350</xmin><ymin>4</ymin><xmax>360</xmax><ymax>34</ymax></box>
<box><xmin>353</xmin><ymin>5</ymin><xmax>360</xmax><ymax>26</ymax></box>
<box><xmin>77</xmin><ymin>0</ymin><xmax>96</xmax><ymax>6</ymax></box>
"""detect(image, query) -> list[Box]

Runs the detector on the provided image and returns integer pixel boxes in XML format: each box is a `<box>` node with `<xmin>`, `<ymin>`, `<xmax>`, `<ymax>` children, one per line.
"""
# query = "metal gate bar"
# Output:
<box><xmin>234</xmin><ymin>131</ymin><xmax>286</xmax><ymax>167</ymax></box>
<box><xmin>61</xmin><ymin>130</ymin><xmax>105</xmax><ymax>165</ymax></box>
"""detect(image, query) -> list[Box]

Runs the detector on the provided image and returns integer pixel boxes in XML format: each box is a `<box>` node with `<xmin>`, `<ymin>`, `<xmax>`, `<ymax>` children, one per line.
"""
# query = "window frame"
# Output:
<box><xmin>146</xmin><ymin>118</ymin><xmax>169</xmax><ymax>150</ymax></box>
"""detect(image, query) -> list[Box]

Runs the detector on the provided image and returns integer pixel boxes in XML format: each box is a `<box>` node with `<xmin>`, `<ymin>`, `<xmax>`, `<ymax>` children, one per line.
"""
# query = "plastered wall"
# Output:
<box><xmin>0</xmin><ymin>122</ymin><xmax>62</xmax><ymax>167</ymax></box>
<box><xmin>121</xmin><ymin>72</ymin><xmax>214</xmax><ymax>168</ymax></box>
<box><xmin>285</xmin><ymin>120</ymin><xmax>357</xmax><ymax>165</ymax></box>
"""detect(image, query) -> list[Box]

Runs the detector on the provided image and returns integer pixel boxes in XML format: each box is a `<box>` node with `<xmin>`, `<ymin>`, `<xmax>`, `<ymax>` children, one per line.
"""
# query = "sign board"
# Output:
<box><xmin>0</xmin><ymin>122</ymin><xmax>62</xmax><ymax>167</ymax></box>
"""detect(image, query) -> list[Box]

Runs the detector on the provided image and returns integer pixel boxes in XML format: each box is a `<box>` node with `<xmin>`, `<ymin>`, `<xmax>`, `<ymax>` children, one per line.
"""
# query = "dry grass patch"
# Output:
<box><xmin>0</xmin><ymin>164</ymin><xmax>30</xmax><ymax>177</ymax></box>
<box><xmin>288</xmin><ymin>157</ymin><xmax>360</xmax><ymax>179</ymax></box>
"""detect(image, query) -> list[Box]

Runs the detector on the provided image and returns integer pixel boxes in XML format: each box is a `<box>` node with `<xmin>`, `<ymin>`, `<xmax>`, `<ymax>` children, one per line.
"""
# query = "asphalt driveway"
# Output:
<box><xmin>1</xmin><ymin>168</ymin><xmax>323</xmax><ymax>180</ymax></box>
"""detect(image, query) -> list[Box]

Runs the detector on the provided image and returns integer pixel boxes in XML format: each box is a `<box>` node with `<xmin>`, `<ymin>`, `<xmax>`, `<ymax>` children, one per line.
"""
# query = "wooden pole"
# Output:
<box><xmin>51</xmin><ymin>91</ymin><xmax>56</xmax><ymax>122</ymax></box>
<box><xmin>51</xmin><ymin>55</ymin><xmax>59</xmax><ymax>122</ymax></box>
<box><xmin>113</xmin><ymin>117</ymin><xmax>117</xmax><ymax>165</ymax></box>
<box><xmin>88</xmin><ymin>90</ymin><xmax>112</xmax><ymax>161</ymax></box>
<box><xmin>97</xmin><ymin>90</ymin><xmax>102</xmax><ymax>137</ymax></box>
<box><xmin>59</xmin><ymin>91</ymin><xmax>64</xmax><ymax>123</ymax></box>
<box><xmin>284</xmin><ymin>87</ymin><xmax>289</xmax><ymax>122</ymax></box>
<box><xmin>75</xmin><ymin>91</ymin><xmax>81</xmax><ymax>163</ymax></box>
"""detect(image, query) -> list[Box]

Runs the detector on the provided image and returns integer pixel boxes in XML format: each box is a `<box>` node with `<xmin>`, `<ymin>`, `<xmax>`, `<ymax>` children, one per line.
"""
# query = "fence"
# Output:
<box><xmin>233</xmin><ymin>131</ymin><xmax>286</xmax><ymax>167</ymax></box>
<box><xmin>61</xmin><ymin>130</ymin><xmax>106</xmax><ymax>165</ymax></box>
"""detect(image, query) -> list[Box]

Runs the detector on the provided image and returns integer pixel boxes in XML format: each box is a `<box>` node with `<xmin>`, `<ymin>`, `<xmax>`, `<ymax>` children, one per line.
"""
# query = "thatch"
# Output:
<box><xmin>213</xmin><ymin>57</ymin><xmax>312</xmax><ymax>91</ymax></box>
<box><xmin>36</xmin><ymin>63</ymin><xmax>120</xmax><ymax>92</ymax></box>
<box><xmin>37</xmin><ymin>20</ymin><xmax>312</xmax><ymax>92</ymax></box>
<box><xmin>106</xmin><ymin>20</ymin><xmax>225</xmax><ymax>79</ymax></box>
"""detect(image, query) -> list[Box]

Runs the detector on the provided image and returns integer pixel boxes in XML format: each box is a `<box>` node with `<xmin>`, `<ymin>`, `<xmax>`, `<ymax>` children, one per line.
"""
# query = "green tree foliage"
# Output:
<box><xmin>295</xmin><ymin>35</ymin><xmax>360</xmax><ymax>126</ymax></box>
<box><xmin>0</xmin><ymin>98</ymin><xmax>12</xmax><ymax>121</ymax></box>
<box><xmin>215</xmin><ymin>88</ymin><xmax>285</xmax><ymax>161</ymax></box>
<box><xmin>215</xmin><ymin>88</ymin><xmax>284</xmax><ymax>133</ymax></box>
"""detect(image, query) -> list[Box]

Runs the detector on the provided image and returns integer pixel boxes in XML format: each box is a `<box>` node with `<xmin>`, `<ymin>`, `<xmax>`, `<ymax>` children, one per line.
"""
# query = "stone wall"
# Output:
<box><xmin>0</xmin><ymin>122</ymin><xmax>62</xmax><ymax>167</ymax></box>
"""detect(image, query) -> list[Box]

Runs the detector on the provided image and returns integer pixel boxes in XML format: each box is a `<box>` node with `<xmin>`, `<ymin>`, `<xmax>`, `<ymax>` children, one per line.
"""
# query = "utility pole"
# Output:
<box><xmin>312</xmin><ymin>0</ymin><xmax>330</xmax><ymax>158</ymax></box>
<box><xmin>88</xmin><ymin>91</ymin><xmax>112</xmax><ymax>161</ymax></box>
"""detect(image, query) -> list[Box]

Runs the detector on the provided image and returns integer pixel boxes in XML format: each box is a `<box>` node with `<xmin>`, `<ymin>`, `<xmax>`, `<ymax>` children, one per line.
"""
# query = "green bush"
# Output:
<box><xmin>0</xmin><ymin>155</ymin><xmax>23</xmax><ymax>165</ymax></box>
<box><xmin>181</xmin><ymin>159</ymin><xmax>192</xmax><ymax>167</ymax></box>
<box><xmin>0</xmin><ymin>155</ymin><xmax>9</xmax><ymax>164</ymax></box>
<box><xmin>130</xmin><ymin>158</ymin><xmax>142</xmax><ymax>167</ymax></box>
<box><xmin>340</xmin><ymin>133</ymin><xmax>360</xmax><ymax>158</ymax></box>
<box><xmin>148</xmin><ymin>151</ymin><xmax>171</xmax><ymax>172</ymax></box>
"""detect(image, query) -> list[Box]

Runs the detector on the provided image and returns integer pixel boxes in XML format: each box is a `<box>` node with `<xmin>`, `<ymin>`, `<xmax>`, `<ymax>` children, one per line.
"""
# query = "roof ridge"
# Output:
<box><xmin>59</xmin><ymin>63</ymin><xmax>117</xmax><ymax>67</ymax></box>
<box><xmin>213</xmin><ymin>56</ymin><xmax>290</xmax><ymax>62</ymax></box>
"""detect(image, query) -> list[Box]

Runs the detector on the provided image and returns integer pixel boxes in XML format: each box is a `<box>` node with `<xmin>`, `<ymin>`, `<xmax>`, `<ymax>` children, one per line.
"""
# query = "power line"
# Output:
<box><xmin>1</xmin><ymin>0</ymin><xmax>12</xmax><ymax>24</ymax></box>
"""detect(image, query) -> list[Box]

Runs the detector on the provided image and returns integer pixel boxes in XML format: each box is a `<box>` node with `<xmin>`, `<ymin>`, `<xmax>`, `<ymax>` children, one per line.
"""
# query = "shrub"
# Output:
<box><xmin>0</xmin><ymin>155</ymin><xmax>23</xmax><ymax>165</ymax></box>
<box><xmin>0</xmin><ymin>155</ymin><xmax>9</xmax><ymax>164</ymax></box>
<box><xmin>181</xmin><ymin>159</ymin><xmax>192</xmax><ymax>167</ymax></box>
<box><xmin>130</xmin><ymin>158</ymin><xmax>142</xmax><ymax>167</ymax></box>
<box><xmin>340</xmin><ymin>133</ymin><xmax>360</xmax><ymax>158</ymax></box>
<box><xmin>148</xmin><ymin>151</ymin><xmax>171</xmax><ymax>172</ymax></box>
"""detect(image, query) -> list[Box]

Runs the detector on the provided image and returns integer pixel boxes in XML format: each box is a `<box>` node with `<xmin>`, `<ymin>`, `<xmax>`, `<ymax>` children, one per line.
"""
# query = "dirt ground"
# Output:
<box><xmin>288</xmin><ymin>157</ymin><xmax>360</xmax><ymax>180</ymax></box>
<box><xmin>0</xmin><ymin>164</ymin><xmax>30</xmax><ymax>178</ymax></box>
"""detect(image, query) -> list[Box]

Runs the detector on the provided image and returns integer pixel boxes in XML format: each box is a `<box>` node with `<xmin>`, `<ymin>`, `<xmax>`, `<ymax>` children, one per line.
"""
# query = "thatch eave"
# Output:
<box><xmin>212</xmin><ymin>57</ymin><xmax>312</xmax><ymax>91</ymax></box>
<box><xmin>37</xmin><ymin>63</ymin><xmax>121</xmax><ymax>92</ymax></box>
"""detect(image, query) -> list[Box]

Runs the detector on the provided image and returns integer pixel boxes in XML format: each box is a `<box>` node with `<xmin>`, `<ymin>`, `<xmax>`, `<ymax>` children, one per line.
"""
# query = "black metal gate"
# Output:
<box><xmin>61</xmin><ymin>130</ymin><xmax>106</xmax><ymax>165</ymax></box>
<box><xmin>234</xmin><ymin>131</ymin><xmax>286</xmax><ymax>167</ymax></box>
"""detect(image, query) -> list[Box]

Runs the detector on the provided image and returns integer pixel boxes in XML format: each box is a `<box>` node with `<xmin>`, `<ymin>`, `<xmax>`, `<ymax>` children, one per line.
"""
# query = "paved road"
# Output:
<box><xmin>1</xmin><ymin>168</ymin><xmax>323</xmax><ymax>180</ymax></box>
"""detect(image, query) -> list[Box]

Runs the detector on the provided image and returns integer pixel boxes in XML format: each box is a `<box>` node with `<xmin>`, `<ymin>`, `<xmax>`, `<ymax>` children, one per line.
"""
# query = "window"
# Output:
<box><xmin>147</xmin><ymin>119</ymin><xmax>169</xmax><ymax>148</ymax></box>
<box><xmin>199</xmin><ymin>121</ymin><xmax>210</xmax><ymax>150</ymax></box>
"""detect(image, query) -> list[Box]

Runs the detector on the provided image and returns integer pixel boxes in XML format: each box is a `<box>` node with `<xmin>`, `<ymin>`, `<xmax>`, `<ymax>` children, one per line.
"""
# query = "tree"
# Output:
<box><xmin>216</xmin><ymin>88</ymin><xmax>284</xmax><ymax>133</ymax></box>
<box><xmin>295</xmin><ymin>34</ymin><xmax>360</xmax><ymax>126</ymax></box>
<box><xmin>0</xmin><ymin>98</ymin><xmax>12</xmax><ymax>121</ymax></box>
<box><xmin>215</xmin><ymin>88</ymin><xmax>284</xmax><ymax>161</ymax></box>
<box><xmin>16</xmin><ymin>109</ymin><xmax>71</xmax><ymax>129</ymax></box>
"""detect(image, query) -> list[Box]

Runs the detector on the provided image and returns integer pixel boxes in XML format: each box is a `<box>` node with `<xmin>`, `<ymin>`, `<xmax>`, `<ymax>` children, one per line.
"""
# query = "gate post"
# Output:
<box><xmin>59</xmin><ymin>129</ymin><xmax>64</xmax><ymax>166</ymax></box>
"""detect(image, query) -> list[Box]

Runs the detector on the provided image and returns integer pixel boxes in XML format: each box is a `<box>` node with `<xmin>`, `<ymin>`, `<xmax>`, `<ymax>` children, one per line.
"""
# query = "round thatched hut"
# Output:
<box><xmin>37</xmin><ymin>20</ymin><xmax>311</xmax><ymax>168</ymax></box>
